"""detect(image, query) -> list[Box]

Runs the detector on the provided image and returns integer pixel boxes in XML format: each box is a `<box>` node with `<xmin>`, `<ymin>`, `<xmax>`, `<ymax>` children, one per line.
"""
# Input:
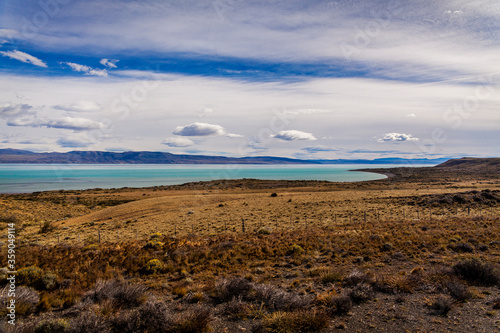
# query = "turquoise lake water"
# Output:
<box><xmin>0</xmin><ymin>164</ymin><xmax>429</xmax><ymax>194</ymax></box>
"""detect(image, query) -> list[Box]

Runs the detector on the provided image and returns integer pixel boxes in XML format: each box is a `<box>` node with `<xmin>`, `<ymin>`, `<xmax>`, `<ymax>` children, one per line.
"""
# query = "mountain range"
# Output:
<box><xmin>0</xmin><ymin>149</ymin><xmax>449</xmax><ymax>165</ymax></box>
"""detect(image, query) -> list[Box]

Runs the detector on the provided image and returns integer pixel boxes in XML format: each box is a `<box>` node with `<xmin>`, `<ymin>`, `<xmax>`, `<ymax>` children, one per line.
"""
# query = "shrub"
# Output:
<box><xmin>428</xmin><ymin>295</ymin><xmax>454</xmax><ymax>316</ymax></box>
<box><xmin>260</xmin><ymin>309</ymin><xmax>328</xmax><ymax>333</ymax></box>
<box><xmin>82</xmin><ymin>279</ymin><xmax>148</xmax><ymax>309</ymax></box>
<box><xmin>0</xmin><ymin>286</ymin><xmax>40</xmax><ymax>317</ymax></box>
<box><xmin>34</xmin><ymin>319</ymin><xmax>69</xmax><ymax>333</ymax></box>
<box><xmin>258</xmin><ymin>228</ymin><xmax>271</xmax><ymax>235</ymax></box>
<box><xmin>144</xmin><ymin>239</ymin><xmax>164</xmax><ymax>250</ymax></box>
<box><xmin>452</xmin><ymin>258</ymin><xmax>499</xmax><ymax>286</ymax></box>
<box><xmin>347</xmin><ymin>283</ymin><xmax>374</xmax><ymax>304</ymax></box>
<box><xmin>330</xmin><ymin>295</ymin><xmax>352</xmax><ymax>315</ymax></box>
<box><xmin>39</xmin><ymin>221</ymin><xmax>55</xmax><ymax>233</ymax></box>
<box><xmin>40</xmin><ymin>272</ymin><xmax>58</xmax><ymax>290</ymax></box>
<box><xmin>452</xmin><ymin>242</ymin><xmax>474</xmax><ymax>253</ymax></box>
<box><xmin>17</xmin><ymin>266</ymin><xmax>43</xmax><ymax>288</ymax></box>
<box><xmin>270</xmin><ymin>193</ymin><xmax>278</xmax><ymax>197</ymax></box>
<box><xmin>172</xmin><ymin>286</ymin><xmax>188</xmax><ymax>298</ymax></box>
<box><xmin>343</xmin><ymin>269</ymin><xmax>372</xmax><ymax>287</ymax></box>
<box><xmin>320</xmin><ymin>271</ymin><xmax>343</xmax><ymax>284</ymax></box>
<box><xmin>143</xmin><ymin>259</ymin><xmax>163</xmax><ymax>275</ymax></box>
<box><xmin>111</xmin><ymin>299</ymin><xmax>172</xmax><ymax>333</ymax></box>
<box><xmin>214</xmin><ymin>277</ymin><xmax>252</xmax><ymax>302</ymax></box>
<box><xmin>446</xmin><ymin>280</ymin><xmax>472</xmax><ymax>301</ymax></box>
<box><xmin>253</xmin><ymin>284</ymin><xmax>310</xmax><ymax>311</ymax></box>
<box><xmin>287</xmin><ymin>244</ymin><xmax>304</xmax><ymax>256</ymax></box>
<box><xmin>171</xmin><ymin>305</ymin><xmax>212</xmax><ymax>333</ymax></box>
<box><xmin>220</xmin><ymin>296</ymin><xmax>248</xmax><ymax>320</ymax></box>
<box><xmin>68</xmin><ymin>312</ymin><xmax>109</xmax><ymax>333</ymax></box>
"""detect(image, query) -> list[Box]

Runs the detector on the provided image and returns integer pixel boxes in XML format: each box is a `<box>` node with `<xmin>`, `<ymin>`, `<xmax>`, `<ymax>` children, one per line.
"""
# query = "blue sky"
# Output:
<box><xmin>0</xmin><ymin>0</ymin><xmax>499</xmax><ymax>159</ymax></box>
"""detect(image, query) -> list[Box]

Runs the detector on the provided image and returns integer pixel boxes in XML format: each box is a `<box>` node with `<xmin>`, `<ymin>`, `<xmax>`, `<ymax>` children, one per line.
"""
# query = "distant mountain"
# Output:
<box><xmin>0</xmin><ymin>149</ymin><xmax>450</xmax><ymax>165</ymax></box>
<box><xmin>312</xmin><ymin>157</ymin><xmax>450</xmax><ymax>165</ymax></box>
<box><xmin>0</xmin><ymin>149</ymin><xmax>316</xmax><ymax>164</ymax></box>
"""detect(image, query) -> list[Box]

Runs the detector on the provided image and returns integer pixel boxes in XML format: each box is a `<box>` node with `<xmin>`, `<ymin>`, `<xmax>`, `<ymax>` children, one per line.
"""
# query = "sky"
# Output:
<box><xmin>0</xmin><ymin>0</ymin><xmax>499</xmax><ymax>160</ymax></box>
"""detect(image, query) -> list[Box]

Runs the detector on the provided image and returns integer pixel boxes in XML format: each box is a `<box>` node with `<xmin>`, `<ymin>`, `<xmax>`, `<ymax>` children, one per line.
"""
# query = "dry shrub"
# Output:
<box><xmin>343</xmin><ymin>269</ymin><xmax>373</xmax><ymax>287</ymax></box>
<box><xmin>446</xmin><ymin>279</ymin><xmax>472</xmax><ymax>301</ymax></box>
<box><xmin>452</xmin><ymin>258</ymin><xmax>500</xmax><ymax>286</ymax></box>
<box><xmin>428</xmin><ymin>295</ymin><xmax>454</xmax><ymax>316</ymax></box>
<box><xmin>68</xmin><ymin>312</ymin><xmax>108</xmax><ymax>333</ymax></box>
<box><xmin>220</xmin><ymin>296</ymin><xmax>248</xmax><ymax>320</ymax></box>
<box><xmin>253</xmin><ymin>283</ymin><xmax>311</xmax><ymax>311</ymax></box>
<box><xmin>81</xmin><ymin>278</ymin><xmax>148</xmax><ymax>309</ymax></box>
<box><xmin>171</xmin><ymin>305</ymin><xmax>212</xmax><ymax>333</ymax></box>
<box><xmin>347</xmin><ymin>283</ymin><xmax>374</xmax><ymax>304</ymax></box>
<box><xmin>213</xmin><ymin>277</ymin><xmax>252</xmax><ymax>302</ymax></box>
<box><xmin>0</xmin><ymin>286</ymin><xmax>39</xmax><ymax>316</ymax></box>
<box><xmin>260</xmin><ymin>309</ymin><xmax>329</xmax><ymax>333</ymax></box>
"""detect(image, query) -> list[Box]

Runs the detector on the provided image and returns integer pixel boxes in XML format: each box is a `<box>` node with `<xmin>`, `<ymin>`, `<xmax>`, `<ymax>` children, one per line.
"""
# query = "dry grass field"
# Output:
<box><xmin>1</xmin><ymin>158</ymin><xmax>499</xmax><ymax>332</ymax></box>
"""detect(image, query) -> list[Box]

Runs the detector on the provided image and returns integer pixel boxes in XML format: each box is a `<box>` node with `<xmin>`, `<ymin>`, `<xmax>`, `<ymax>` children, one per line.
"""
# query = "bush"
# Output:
<box><xmin>258</xmin><ymin>228</ymin><xmax>271</xmax><ymax>235</ymax></box>
<box><xmin>0</xmin><ymin>286</ymin><xmax>39</xmax><ymax>317</ymax></box>
<box><xmin>34</xmin><ymin>319</ymin><xmax>69</xmax><ymax>333</ymax></box>
<box><xmin>68</xmin><ymin>312</ymin><xmax>109</xmax><ymax>333</ymax></box>
<box><xmin>171</xmin><ymin>305</ymin><xmax>212</xmax><ymax>333</ymax></box>
<box><xmin>260</xmin><ymin>309</ymin><xmax>329</xmax><ymax>333</ymax></box>
<box><xmin>343</xmin><ymin>269</ymin><xmax>372</xmax><ymax>287</ymax></box>
<box><xmin>40</xmin><ymin>272</ymin><xmax>58</xmax><ymax>290</ymax></box>
<box><xmin>253</xmin><ymin>284</ymin><xmax>310</xmax><ymax>311</ymax></box>
<box><xmin>144</xmin><ymin>239</ymin><xmax>164</xmax><ymax>250</ymax></box>
<box><xmin>17</xmin><ymin>266</ymin><xmax>43</xmax><ymax>288</ymax></box>
<box><xmin>286</xmin><ymin>244</ymin><xmax>304</xmax><ymax>256</ymax></box>
<box><xmin>446</xmin><ymin>280</ymin><xmax>472</xmax><ymax>301</ymax></box>
<box><xmin>452</xmin><ymin>242</ymin><xmax>474</xmax><ymax>253</ymax></box>
<box><xmin>39</xmin><ymin>221</ymin><xmax>55</xmax><ymax>234</ymax></box>
<box><xmin>452</xmin><ymin>258</ymin><xmax>499</xmax><ymax>286</ymax></box>
<box><xmin>82</xmin><ymin>279</ymin><xmax>148</xmax><ymax>309</ymax></box>
<box><xmin>111</xmin><ymin>299</ymin><xmax>172</xmax><ymax>333</ymax></box>
<box><xmin>347</xmin><ymin>283</ymin><xmax>374</xmax><ymax>304</ymax></box>
<box><xmin>428</xmin><ymin>295</ymin><xmax>454</xmax><ymax>316</ymax></box>
<box><xmin>143</xmin><ymin>259</ymin><xmax>163</xmax><ymax>275</ymax></box>
<box><xmin>331</xmin><ymin>295</ymin><xmax>352</xmax><ymax>315</ymax></box>
<box><xmin>214</xmin><ymin>277</ymin><xmax>252</xmax><ymax>302</ymax></box>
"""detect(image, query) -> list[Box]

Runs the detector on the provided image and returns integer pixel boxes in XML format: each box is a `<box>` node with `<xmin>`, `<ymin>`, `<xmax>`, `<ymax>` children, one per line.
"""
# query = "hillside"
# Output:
<box><xmin>0</xmin><ymin>149</ymin><xmax>315</xmax><ymax>165</ymax></box>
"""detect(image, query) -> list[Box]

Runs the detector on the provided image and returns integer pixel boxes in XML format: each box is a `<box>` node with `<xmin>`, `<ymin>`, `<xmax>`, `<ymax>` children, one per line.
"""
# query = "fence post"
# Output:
<box><xmin>98</xmin><ymin>229</ymin><xmax>101</xmax><ymax>243</ymax></box>
<box><xmin>468</xmin><ymin>206</ymin><xmax>470</xmax><ymax>216</ymax></box>
<box><xmin>364</xmin><ymin>211</ymin><xmax>367</xmax><ymax>223</ymax></box>
<box><xmin>241</xmin><ymin>218</ymin><xmax>246</xmax><ymax>233</ymax></box>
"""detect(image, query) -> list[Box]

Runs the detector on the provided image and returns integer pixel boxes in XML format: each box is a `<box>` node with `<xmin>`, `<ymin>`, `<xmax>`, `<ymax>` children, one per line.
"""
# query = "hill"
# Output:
<box><xmin>0</xmin><ymin>149</ymin><xmax>448</xmax><ymax>165</ymax></box>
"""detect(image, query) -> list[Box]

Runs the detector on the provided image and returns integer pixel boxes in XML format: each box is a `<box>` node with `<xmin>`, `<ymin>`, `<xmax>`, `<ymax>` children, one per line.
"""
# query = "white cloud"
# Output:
<box><xmin>161</xmin><ymin>137</ymin><xmax>194</xmax><ymax>147</ymax></box>
<box><xmin>173</xmin><ymin>122</ymin><xmax>242</xmax><ymax>137</ymax></box>
<box><xmin>0</xmin><ymin>50</ymin><xmax>47</xmax><ymax>67</ymax></box>
<box><xmin>54</xmin><ymin>101</ymin><xmax>102</xmax><ymax>112</ymax></box>
<box><xmin>8</xmin><ymin>116</ymin><xmax>106</xmax><ymax>131</ymax></box>
<box><xmin>406</xmin><ymin>113</ymin><xmax>416</xmax><ymax>118</ymax></box>
<box><xmin>57</xmin><ymin>134</ymin><xmax>94</xmax><ymax>148</ymax></box>
<box><xmin>377</xmin><ymin>133</ymin><xmax>419</xmax><ymax>143</ymax></box>
<box><xmin>100</xmin><ymin>58</ymin><xmax>119</xmax><ymax>68</ymax></box>
<box><xmin>302</xmin><ymin>145</ymin><xmax>338</xmax><ymax>153</ymax></box>
<box><xmin>272</xmin><ymin>130</ymin><xmax>317</xmax><ymax>141</ymax></box>
<box><xmin>62</xmin><ymin>62</ymin><xmax>108</xmax><ymax>77</ymax></box>
<box><xmin>0</xmin><ymin>103</ymin><xmax>35</xmax><ymax>117</ymax></box>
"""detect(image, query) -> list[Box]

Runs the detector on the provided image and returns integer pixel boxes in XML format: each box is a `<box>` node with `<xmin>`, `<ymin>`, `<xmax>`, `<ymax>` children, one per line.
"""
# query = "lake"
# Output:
<box><xmin>0</xmin><ymin>164</ymin><xmax>429</xmax><ymax>194</ymax></box>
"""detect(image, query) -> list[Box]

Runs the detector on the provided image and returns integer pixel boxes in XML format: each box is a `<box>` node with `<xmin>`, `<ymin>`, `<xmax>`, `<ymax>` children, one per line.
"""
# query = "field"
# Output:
<box><xmin>1</xmin><ymin>158</ymin><xmax>500</xmax><ymax>332</ymax></box>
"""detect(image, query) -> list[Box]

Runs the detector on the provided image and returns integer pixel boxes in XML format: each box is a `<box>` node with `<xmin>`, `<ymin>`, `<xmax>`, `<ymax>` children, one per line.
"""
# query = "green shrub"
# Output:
<box><xmin>17</xmin><ymin>266</ymin><xmax>43</xmax><ymax>288</ymax></box>
<box><xmin>145</xmin><ymin>239</ymin><xmax>164</xmax><ymax>250</ymax></box>
<box><xmin>287</xmin><ymin>244</ymin><xmax>304</xmax><ymax>256</ymax></box>
<box><xmin>41</xmin><ymin>272</ymin><xmax>58</xmax><ymax>290</ymax></box>
<box><xmin>143</xmin><ymin>259</ymin><xmax>163</xmax><ymax>275</ymax></box>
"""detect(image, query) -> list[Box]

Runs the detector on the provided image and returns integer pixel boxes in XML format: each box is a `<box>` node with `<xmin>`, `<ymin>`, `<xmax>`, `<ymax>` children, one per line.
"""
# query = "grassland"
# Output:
<box><xmin>1</xmin><ymin>158</ymin><xmax>499</xmax><ymax>332</ymax></box>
